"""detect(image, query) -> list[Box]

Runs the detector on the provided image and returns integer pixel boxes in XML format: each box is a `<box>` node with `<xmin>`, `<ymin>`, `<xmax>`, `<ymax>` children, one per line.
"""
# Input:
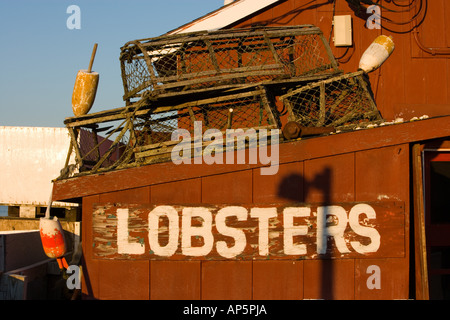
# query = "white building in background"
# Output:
<box><xmin>0</xmin><ymin>126</ymin><xmax>78</xmax><ymax>218</ymax></box>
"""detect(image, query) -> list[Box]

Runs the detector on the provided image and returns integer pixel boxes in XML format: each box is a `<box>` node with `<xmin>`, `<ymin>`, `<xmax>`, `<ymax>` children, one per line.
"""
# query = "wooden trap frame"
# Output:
<box><xmin>60</xmin><ymin>87</ymin><xmax>281</xmax><ymax>178</ymax></box>
<box><xmin>279</xmin><ymin>71</ymin><xmax>383</xmax><ymax>130</ymax></box>
<box><xmin>119</xmin><ymin>25</ymin><xmax>341</xmax><ymax>104</ymax></box>
<box><xmin>58</xmin><ymin>27</ymin><xmax>385</xmax><ymax>180</ymax></box>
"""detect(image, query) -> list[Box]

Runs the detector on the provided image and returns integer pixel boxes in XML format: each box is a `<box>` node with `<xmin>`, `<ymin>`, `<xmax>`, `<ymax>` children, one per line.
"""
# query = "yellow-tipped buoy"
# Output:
<box><xmin>359</xmin><ymin>35</ymin><xmax>395</xmax><ymax>73</ymax></box>
<box><xmin>72</xmin><ymin>43</ymin><xmax>99</xmax><ymax>117</ymax></box>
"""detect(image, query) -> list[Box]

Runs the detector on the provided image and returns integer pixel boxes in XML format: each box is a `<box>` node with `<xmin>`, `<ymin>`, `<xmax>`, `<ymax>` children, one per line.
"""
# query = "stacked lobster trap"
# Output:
<box><xmin>60</xmin><ymin>25</ymin><xmax>383</xmax><ymax>178</ymax></box>
<box><xmin>280</xmin><ymin>71</ymin><xmax>382</xmax><ymax>129</ymax></box>
<box><xmin>119</xmin><ymin>25</ymin><xmax>341</xmax><ymax>103</ymax></box>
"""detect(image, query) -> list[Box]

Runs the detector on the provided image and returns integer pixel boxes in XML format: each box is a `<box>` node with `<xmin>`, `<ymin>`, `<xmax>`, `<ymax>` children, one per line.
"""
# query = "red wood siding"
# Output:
<box><xmin>56</xmin><ymin>117</ymin><xmax>450</xmax><ymax>299</ymax></box>
<box><xmin>77</xmin><ymin>143</ymin><xmax>411</xmax><ymax>299</ymax></box>
<box><xmin>231</xmin><ymin>0</ymin><xmax>450</xmax><ymax>121</ymax></box>
<box><xmin>202</xmin><ymin>170</ymin><xmax>253</xmax><ymax>204</ymax></box>
<box><xmin>303</xmin><ymin>259</ymin><xmax>355</xmax><ymax>300</ymax></box>
<box><xmin>54</xmin><ymin>0</ymin><xmax>450</xmax><ymax>300</ymax></box>
<box><xmin>304</xmin><ymin>153</ymin><xmax>355</xmax><ymax>203</ymax></box>
<box><xmin>150</xmin><ymin>261</ymin><xmax>201</xmax><ymax>300</ymax></box>
<box><xmin>253</xmin><ymin>260</ymin><xmax>304</xmax><ymax>299</ymax></box>
<box><xmin>202</xmin><ymin>261</ymin><xmax>253</xmax><ymax>300</ymax></box>
<box><xmin>253</xmin><ymin>161</ymin><xmax>303</xmax><ymax>203</ymax></box>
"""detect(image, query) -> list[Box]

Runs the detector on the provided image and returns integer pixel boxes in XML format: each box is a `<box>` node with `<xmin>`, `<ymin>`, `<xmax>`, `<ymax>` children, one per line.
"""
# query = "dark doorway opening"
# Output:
<box><xmin>424</xmin><ymin>151</ymin><xmax>450</xmax><ymax>299</ymax></box>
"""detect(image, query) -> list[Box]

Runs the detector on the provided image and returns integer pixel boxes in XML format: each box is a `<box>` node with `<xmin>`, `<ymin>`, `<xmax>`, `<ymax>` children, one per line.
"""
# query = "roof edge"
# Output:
<box><xmin>167</xmin><ymin>0</ymin><xmax>283</xmax><ymax>35</ymax></box>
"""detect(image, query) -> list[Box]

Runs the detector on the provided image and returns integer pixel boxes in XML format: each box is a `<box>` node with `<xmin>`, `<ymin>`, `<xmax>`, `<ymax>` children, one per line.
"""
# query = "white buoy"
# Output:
<box><xmin>359</xmin><ymin>35</ymin><xmax>395</xmax><ymax>73</ymax></box>
<box><xmin>39</xmin><ymin>189</ymin><xmax>69</xmax><ymax>270</ymax></box>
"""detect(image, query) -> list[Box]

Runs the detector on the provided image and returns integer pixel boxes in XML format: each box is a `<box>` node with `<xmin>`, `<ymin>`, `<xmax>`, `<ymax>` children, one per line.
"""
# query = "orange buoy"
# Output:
<box><xmin>358</xmin><ymin>35</ymin><xmax>395</xmax><ymax>73</ymax></box>
<box><xmin>71</xmin><ymin>43</ymin><xmax>99</xmax><ymax>116</ymax></box>
<box><xmin>40</xmin><ymin>216</ymin><xmax>68</xmax><ymax>269</ymax></box>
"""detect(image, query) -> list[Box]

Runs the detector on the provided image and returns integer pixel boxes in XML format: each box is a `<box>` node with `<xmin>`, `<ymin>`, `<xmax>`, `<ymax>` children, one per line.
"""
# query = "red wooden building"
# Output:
<box><xmin>53</xmin><ymin>0</ymin><xmax>450</xmax><ymax>300</ymax></box>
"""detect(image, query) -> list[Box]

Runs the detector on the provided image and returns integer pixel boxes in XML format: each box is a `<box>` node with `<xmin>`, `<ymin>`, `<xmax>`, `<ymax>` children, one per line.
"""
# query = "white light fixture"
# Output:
<box><xmin>333</xmin><ymin>15</ymin><xmax>352</xmax><ymax>47</ymax></box>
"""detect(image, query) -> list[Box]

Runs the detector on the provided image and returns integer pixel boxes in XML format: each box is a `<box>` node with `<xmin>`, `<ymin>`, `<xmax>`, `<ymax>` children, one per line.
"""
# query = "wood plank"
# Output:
<box><xmin>204</xmin><ymin>39</ymin><xmax>221</xmax><ymax>73</ymax></box>
<box><xmin>304</xmin><ymin>153</ymin><xmax>355</xmax><ymax>204</ymax></box>
<box><xmin>151</xmin><ymin>178</ymin><xmax>201</xmax><ymax>204</ymax></box>
<box><xmin>318</xmin><ymin>82</ymin><xmax>326</xmax><ymax>126</ymax></box>
<box><xmin>124</xmin><ymin>64</ymin><xmax>284</xmax><ymax>100</ymax></box>
<box><xmin>303</xmin><ymin>259</ymin><xmax>355</xmax><ymax>300</ymax></box>
<box><xmin>99</xmin><ymin>187</ymin><xmax>151</xmax><ymax>204</ymax></box>
<box><xmin>136</xmin><ymin>41</ymin><xmax>159</xmax><ymax>88</ymax></box>
<box><xmin>253</xmin><ymin>260</ymin><xmax>303</xmax><ymax>300</ymax></box>
<box><xmin>201</xmin><ymin>261</ymin><xmax>252</xmax><ymax>300</ymax></box>
<box><xmin>134</xmin><ymin>124</ymin><xmax>276</xmax><ymax>154</ymax></box>
<box><xmin>90</xmin><ymin>121</ymin><xmax>130</xmax><ymax>172</ymax></box>
<box><xmin>150</xmin><ymin>261</ymin><xmax>201</xmax><ymax>300</ymax></box>
<box><xmin>279</xmin><ymin>71</ymin><xmax>364</xmax><ymax>100</ymax></box>
<box><xmin>90</xmin><ymin>201</ymin><xmax>405</xmax><ymax>261</ymax></box>
<box><xmin>81</xmin><ymin>195</ymin><xmax>100</xmax><ymax>299</ymax></box>
<box><xmin>355</xmin><ymin>144</ymin><xmax>410</xmax><ymax>202</ymax></box>
<box><xmin>127</xmin><ymin>25</ymin><xmax>323</xmax><ymax>48</ymax></box>
<box><xmin>202</xmin><ymin>170</ymin><xmax>253</xmax><ymax>204</ymax></box>
<box><xmin>355</xmin><ymin>258</ymin><xmax>409</xmax><ymax>300</ymax></box>
<box><xmin>252</xmin><ymin>161</ymin><xmax>303</xmax><ymax>204</ymax></box>
<box><xmin>53</xmin><ymin>116</ymin><xmax>450</xmax><ymax>202</ymax></box>
<box><xmin>98</xmin><ymin>260</ymin><xmax>149</xmax><ymax>300</ymax></box>
<box><xmin>134</xmin><ymin>125</ymin><xmax>278</xmax><ymax>166</ymax></box>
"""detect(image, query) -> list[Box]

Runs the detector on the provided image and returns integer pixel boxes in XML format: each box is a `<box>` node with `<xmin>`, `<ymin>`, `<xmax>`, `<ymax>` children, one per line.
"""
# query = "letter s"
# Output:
<box><xmin>349</xmin><ymin>204</ymin><xmax>380</xmax><ymax>254</ymax></box>
<box><xmin>216</xmin><ymin>206</ymin><xmax>247</xmax><ymax>258</ymax></box>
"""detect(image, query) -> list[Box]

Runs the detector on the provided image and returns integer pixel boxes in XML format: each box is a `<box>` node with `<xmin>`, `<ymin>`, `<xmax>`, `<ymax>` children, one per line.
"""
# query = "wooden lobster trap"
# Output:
<box><xmin>61</xmin><ymin>87</ymin><xmax>280</xmax><ymax>178</ymax></box>
<box><xmin>132</xmin><ymin>87</ymin><xmax>280</xmax><ymax>164</ymax></box>
<box><xmin>279</xmin><ymin>71</ymin><xmax>383</xmax><ymax>131</ymax></box>
<box><xmin>119</xmin><ymin>25</ymin><xmax>341</xmax><ymax>104</ymax></box>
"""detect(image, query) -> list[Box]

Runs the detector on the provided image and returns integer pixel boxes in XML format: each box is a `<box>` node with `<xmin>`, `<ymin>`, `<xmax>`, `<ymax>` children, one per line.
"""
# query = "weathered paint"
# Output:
<box><xmin>72</xmin><ymin>69</ymin><xmax>99</xmax><ymax>117</ymax></box>
<box><xmin>92</xmin><ymin>202</ymin><xmax>404</xmax><ymax>260</ymax></box>
<box><xmin>52</xmin><ymin>135</ymin><xmax>415</xmax><ymax>300</ymax></box>
<box><xmin>39</xmin><ymin>217</ymin><xmax>66</xmax><ymax>259</ymax></box>
<box><xmin>230</xmin><ymin>0</ymin><xmax>450</xmax><ymax>121</ymax></box>
<box><xmin>49</xmin><ymin>0</ymin><xmax>450</xmax><ymax>300</ymax></box>
<box><xmin>0</xmin><ymin>126</ymin><xmax>77</xmax><ymax>207</ymax></box>
<box><xmin>358</xmin><ymin>35</ymin><xmax>395</xmax><ymax>73</ymax></box>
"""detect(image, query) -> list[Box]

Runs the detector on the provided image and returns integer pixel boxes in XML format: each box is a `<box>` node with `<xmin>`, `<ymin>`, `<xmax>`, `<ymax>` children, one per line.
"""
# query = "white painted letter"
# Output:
<box><xmin>317</xmin><ymin>206</ymin><xmax>351</xmax><ymax>254</ymax></box>
<box><xmin>250</xmin><ymin>208</ymin><xmax>277</xmax><ymax>256</ymax></box>
<box><xmin>283</xmin><ymin>207</ymin><xmax>309</xmax><ymax>255</ymax></box>
<box><xmin>182</xmin><ymin>207</ymin><xmax>214</xmax><ymax>256</ymax></box>
<box><xmin>117</xmin><ymin>208</ymin><xmax>145</xmax><ymax>255</ymax></box>
<box><xmin>216</xmin><ymin>206</ymin><xmax>248</xmax><ymax>258</ymax></box>
<box><xmin>349</xmin><ymin>204</ymin><xmax>381</xmax><ymax>253</ymax></box>
<box><xmin>148</xmin><ymin>206</ymin><xmax>179</xmax><ymax>257</ymax></box>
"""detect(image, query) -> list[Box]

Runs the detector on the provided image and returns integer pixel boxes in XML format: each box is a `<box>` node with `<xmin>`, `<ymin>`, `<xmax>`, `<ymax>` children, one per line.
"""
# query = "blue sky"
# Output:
<box><xmin>0</xmin><ymin>0</ymin><xmax>224</xmax><ymax>128</ymax></box>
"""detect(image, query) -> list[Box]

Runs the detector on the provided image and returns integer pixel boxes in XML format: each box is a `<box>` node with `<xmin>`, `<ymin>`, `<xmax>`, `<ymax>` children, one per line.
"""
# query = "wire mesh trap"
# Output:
<box><xmin>59</xmin><ymin>25</ymin><xmax>385</xmax><ymax>179</ymax></box>
<box><xmin>119</xmin><ymin>25</ymin><xmax>341</xmax><ymax>104</ymax></box>
<box><xmin>279</xmin><ymin>71</ymin><xmax>382</xmax><ymax>130</ymax></box>
<box><xmin>61</xmin><ymin>87</ymin><xmax>280</xmax><ymax>178</ymax></box>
